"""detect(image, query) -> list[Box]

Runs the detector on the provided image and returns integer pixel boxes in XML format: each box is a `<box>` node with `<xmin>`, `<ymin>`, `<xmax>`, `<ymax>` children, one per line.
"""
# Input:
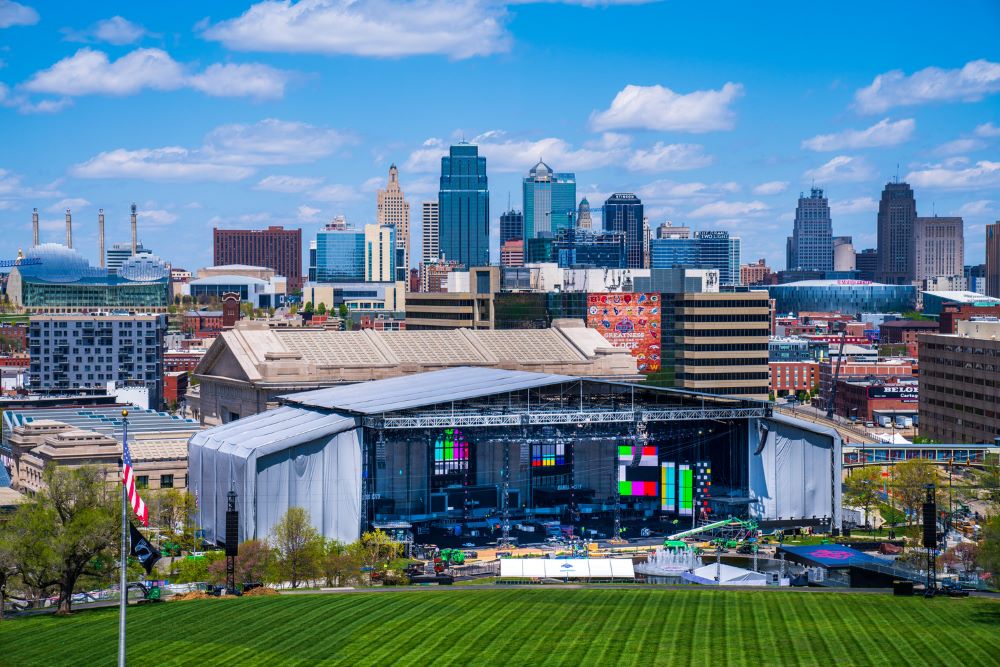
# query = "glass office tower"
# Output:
<box><xmin>522</xmin><ymin>161</ymin><xmax>576</xmax><ymax>239</ymax></box>
<box><xmin>314</xmin><ymin>227</ymin><xmax>365</xmax><ymax>282</ymax></box>
<box><xmin>787</xmin><ymin>187</ymin><xmax>833</xmax><ymax>272</ymax></box>
<box><xmin>439</xmin><ymin>143</ymin><xmax>489</xmax><ymax>268</ymax></box>
<box><xmin>500</xmin><ymin>209</ymin><xmax>524</xmax><ymax>244</ymax></box>
<box><xmin>604</xmin><ymin>193</ymin><xmax>645</xmax><ymax>268</ymax></box>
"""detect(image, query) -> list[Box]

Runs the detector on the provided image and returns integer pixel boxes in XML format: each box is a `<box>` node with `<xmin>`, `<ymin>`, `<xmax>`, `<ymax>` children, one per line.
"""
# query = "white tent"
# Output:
<box><xmin>499</xmin><ymin>558</ymin><xmax>635</xmax><ymax>580</ymax></box>
<box><xmin>682</xmin><ymin>563</ymin><xmax>768</xmax><ymax>586</ymax></box>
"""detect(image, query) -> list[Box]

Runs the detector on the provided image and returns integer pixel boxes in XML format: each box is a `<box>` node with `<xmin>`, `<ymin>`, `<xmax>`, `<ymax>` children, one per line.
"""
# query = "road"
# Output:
<box><xmin>775</xmin><ymin>403</ymin><xmax>881</xmax><ymax>445</ymax></box>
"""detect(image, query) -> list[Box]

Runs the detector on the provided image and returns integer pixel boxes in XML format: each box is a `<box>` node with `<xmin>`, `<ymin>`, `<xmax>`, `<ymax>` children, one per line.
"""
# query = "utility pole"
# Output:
<box><xmin>500</xmin><ymin>439</ymin><xmax>511</xmax><ymax>549</ymax></box>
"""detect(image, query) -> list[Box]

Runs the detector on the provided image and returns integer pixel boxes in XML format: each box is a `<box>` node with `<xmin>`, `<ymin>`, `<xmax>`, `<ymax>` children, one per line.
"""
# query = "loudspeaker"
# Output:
<box><xmin>922</xmin><ymin>502</ymin><xmax>936</xmax><ymax>548</ymax></box>
<box><xmin>843</xmin><ymin>526</ymin><xmax>851</xmax><ymax>538</ymax></box>
<box><xmin>893</xmin><ymin>580</ymin><xmax>914</xmax><ymax>596</ymax></box>
<box><xmin>225</xmin><ymin>510</ymin><xmax>239</xmax><ymax>556</ymax></box>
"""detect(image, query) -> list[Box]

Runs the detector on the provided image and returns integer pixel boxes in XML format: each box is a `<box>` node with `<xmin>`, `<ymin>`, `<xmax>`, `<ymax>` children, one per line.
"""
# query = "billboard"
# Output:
<box><xmin>867</xmin><ymin>383</ymin><xmax>918</xmax><ymax>402</ymax></box>
<box><xmin>586</xmin><ymin>293</ymin><xmax>661</xmax><ymax>373</ymax></box>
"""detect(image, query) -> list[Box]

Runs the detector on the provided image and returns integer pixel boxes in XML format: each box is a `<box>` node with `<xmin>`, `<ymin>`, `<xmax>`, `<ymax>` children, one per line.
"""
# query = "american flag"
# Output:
<box><xmin>122</xmin><ymin>435</ymin><xmax>149</xmax><ymax>526</ymax></box>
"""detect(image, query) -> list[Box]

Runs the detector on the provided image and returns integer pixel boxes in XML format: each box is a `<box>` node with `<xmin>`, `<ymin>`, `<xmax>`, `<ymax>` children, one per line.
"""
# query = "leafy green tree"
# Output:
<box><xmin>271</xmin><ymin>508</ymin><xmax>323</xmax><ymax>588</ymax></box>
<box><xmin>322</xmin><ymin>539</ymin><xmax>359</xmax><ymax>587</ymax></box>
<box><xmin>303</xmin><ymin>301</ymin><xmax>314</xmax><ymax>314</ymax></box>
<box><xmin>0</xmin><ymin>536</ymin><xmax>16</xmax><ymax>621</ymax></box>
<box><xmin>978</xmin><ymin>457</ymin><xmax>1000</xmax><ymax>512</ymax></box>
<box><xmin>316</xmin><ymin>302</ymin><xmax>327</xmax><ymax>315</ymax></box>
<box><xmin>175</xmin><ymin>552</ymin><xmax>224</xmax><ymax>583</ymax></box>
<box><xmin>979</xmin><ymin>515</ymin><xmax>1000</xmax><ymax>578</ymax></box>
<box><xmin>207</xmin><ymin>539</ymin><xmax>273</xmax><ymax>586</ymax></box>
<box><xmin>845</xmin><ymin>466</ymin><xmax>882</xmax><ymax>531</ymax></box>
<box><xmin>6</xmin><ymin>466</ymin><xmax>117</xmax><ymax>614</ymax></box>
<box><xmin>349</xmin><ymin>530</ymin><xmax>399</xmax><ymax>583</ymax></box>
<box><xmin>338</xmin><ymin>304</ymin><xmax>349</xmax><ymax>319</ymax></box>
<box><xmin>892</xmin><ymin>458</ymin><xmax>937</xmax><ymax>525</ymax></box>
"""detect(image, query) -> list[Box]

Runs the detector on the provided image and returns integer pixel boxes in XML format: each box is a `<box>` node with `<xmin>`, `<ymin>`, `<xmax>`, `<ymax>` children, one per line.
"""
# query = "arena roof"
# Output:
<box><xmin>773</xmin><ymin>280</ymin><xmax>895</xmax><ymax>288</ymax></box>
<box><xmin>284</xmin><ymin>367</ymin><xmax>576</xmax><ymax>414</ymax></box>
<box><xmin>3</xmin><ymin>405</ymin><xmax>200</xmax><ymax>440</ymax></box>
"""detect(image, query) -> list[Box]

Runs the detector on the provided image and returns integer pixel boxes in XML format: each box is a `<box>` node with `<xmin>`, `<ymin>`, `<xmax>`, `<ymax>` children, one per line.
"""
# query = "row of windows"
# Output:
<box><xmin>136</xmin><ymin>474</ymin><xmax>174</xmax><ymax>489</ymax></box>
<box><xmin>682</xmin><ymin>343</ymin><xmax>769</xmax><ymax>352</ymax></box>
<box><xmin>679</xmin><ymin>357</ymin><xmax>768</xmax><ymax>367</ymax></box>
<box><xmin>673</xmin><ymin>329</ymin><xmax>769</xmax><ymax>338</ymax></box>
<box><xmin>674</xmin><ymin>314</ymin><xmax>771</xmax><ymax>323</ymax></box>
<box><xmin>679</xmin><ymin>371</ymin><xmax>771</xmax><ymax>381</ymax></box>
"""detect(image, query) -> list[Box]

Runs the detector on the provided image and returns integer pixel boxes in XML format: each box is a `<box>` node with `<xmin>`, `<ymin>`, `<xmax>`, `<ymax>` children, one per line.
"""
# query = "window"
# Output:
<box><xmin>160</xmin><ymin>474</ymin><xmax>174</xmax><ymax>489</ymax></box>
<box><xmin>136</xmin><ymin>475</ymin><xmax>149</xmax><ymax>489</ymax></box>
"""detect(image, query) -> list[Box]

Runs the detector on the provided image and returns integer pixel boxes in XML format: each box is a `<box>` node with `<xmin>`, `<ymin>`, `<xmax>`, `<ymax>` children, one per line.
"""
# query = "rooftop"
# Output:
<box><xmin>3</xmin><ymin>405</ymin><xmax>200</xmax><ymax>440</ymax></box>
<box><xmin>922</xmin><ymin>291</ymin><xmax>1000</xmax><ymax>305</ymax></box>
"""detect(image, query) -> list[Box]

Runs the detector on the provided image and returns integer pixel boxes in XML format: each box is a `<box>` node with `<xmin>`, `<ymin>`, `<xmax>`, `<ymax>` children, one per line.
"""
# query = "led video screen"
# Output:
<box><xmin>618</xmin><ymin>445</ymin><xmax>658</xmax><ymax>497</ymax></box>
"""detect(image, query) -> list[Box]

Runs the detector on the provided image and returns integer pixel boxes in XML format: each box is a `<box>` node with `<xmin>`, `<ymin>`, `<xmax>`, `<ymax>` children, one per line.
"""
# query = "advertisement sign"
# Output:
<box><xmin>867</xmin><ymin>384</ymin><xmax>918</xmax><ymax>402</ymax></box>
<box><xmin>586</xmin><ymin>292</ymin><xmax>661</xmax><ymax>373</ymax></box>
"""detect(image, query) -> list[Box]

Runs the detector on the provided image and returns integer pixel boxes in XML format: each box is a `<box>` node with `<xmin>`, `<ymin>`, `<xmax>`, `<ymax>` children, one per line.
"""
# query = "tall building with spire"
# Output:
<box><xmin>438</xmin><ymin>143</ymin><xmax>489</xmax><ymax>268</ymax></box>
<box><xmin>786</xmin><ymin>187</ymin><xmax>833</xmax><ymax>271</ymax></box>
<box><xmin>522</xmin><ymin>161</ymin><xmax>576</xmax><ymax>239</ymax></box>
<box><xmin>876</xmin><ymin>181</ymin><xmax>918</xmax><ymax>285</ymax></box>
<box><xmin>377</xmin><ymin>164</ymin><xmax>410</xmax><ymax>282</ymax></box>
<box><xmin>577</xmin><ymin>198</ymin><xmax>593</xmax><ymax>229</ymax></box>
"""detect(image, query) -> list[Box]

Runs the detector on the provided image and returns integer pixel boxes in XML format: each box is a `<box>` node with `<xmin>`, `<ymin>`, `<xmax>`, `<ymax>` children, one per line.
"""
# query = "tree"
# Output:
<box><xmin>980</xmin><ymin>515</ymin><xmax>1000</xmax><ymax>578</ymax></box>
<box><xmin>844</xmin><ymin>466</ymin><xmax>882</xmax><ymax>531</ymax></box>
<box><xmin>892</xmin><ymin>458</ymin><xmax>936</xmax><ymax>525</ymax></box>
<box><xmin>349</xmin><ymin>530</ymin><xmax>399</xmax><ymax>583</ymax></box>
<box><xmin>271</xmin><ymin>508</ymin><xmax>323</xmax><ymax>588</ymax></box>
<box><xmin>304</xmin><ymin>301</ymin><xmax>314</xmax><ymax>314</ymax></box>
<box><xmin>207</xmin><ymin>539</ymin><xmax>273</xmax><ymax>586</ymax></box>
<box><xmin>316</xmin><ymin>302</ymin><xmax>327</xmax><ymax>315</ymax></box>
<box><xmin>321</xmin><ymin>540</ymin><xmax>359</xmax><ymax>588</ymax></box>
<box><xmin>6</xmin><ymin>466</ymin><xmax>117</xmax><ymax>614</ymax></box>
<box><xmin>146</xmin><ymin>489</ymin><xmax>197</xmax><ymax>540</ymax></box>
<box><xmin>338</xmin><ymin>304</ymin><xmax>349</xmax><ymax>320</ymax></box>
<box><xmin>978</xmin><ymin>457</ymin><xmax>1000</xmax><ymax>512</ymax></box>
<box><xmin>941</xmin><ymin>542</ymin><xmax>979</xmax><ymax>574</ymax></box>
<box><xmin>0</xmin><ymin>536</ymin><xmax>16</xmax><ymax>622</ymax></box>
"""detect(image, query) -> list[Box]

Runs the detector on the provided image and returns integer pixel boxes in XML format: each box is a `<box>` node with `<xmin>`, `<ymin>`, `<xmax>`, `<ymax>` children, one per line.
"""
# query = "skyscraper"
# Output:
<box><xmin>650</xmin><ymin>230</ymin><xmax>741</xmax><ymax>285</ymax></box>
<box><xmin>313</xmin><ymin>223</ymin><xmax>365</xmax><ymax>282</ymax></box>
<box><xmin>500</xmin><ymin>209</ymin><xmax>524</xmax><ymax>244</ymax></box>
<box><xmin>438</xmin><ymin>143</ymin><xmax>489</xmax><ymax>268</ymax></box>
<box><xmin>603</xmin><ymin>193</ymin><xmax>645</xmax><ymax>268</ymax></box>
<box><xmin>577</xmin><ymin>198</ymin><xmax>593</xmax><ymax>229</ymax></box>
<box><xmin>914</xmin><ymin>216</ymin><xmax>964</xmax><ymax>283</ymax></box>
<box><xmin>876</xmin><ymin>182</ymin><xmax>918</xmax><ymax>285</ymax></box>
<box><xmin>365</xmin><ymin>224</ymin><xmax>396</xmax><ymax>282</ymax></box>
<box><xmin>421</xmin><ymin>201</ymin><xmax>439</xmax><ymax>264</ymax></box>
<box><xmin>377</xmin><ymin>164</ymin><xmax>411</xmax><ymax>277</ymax></box>
<box><xmin>213</xmin><ymin>226</ymin><xmax>303</xmax><ymax>292</ymax></box>
<box><xmin>787</xmin><ymin>187</ymin><xmax>833</xmax><ymax>271</ymax></box>
<box><xmin>522</xmin><ymin>161</ymin><xmax>576</xmax><ymax>239</ymax></box>
<box><xmin>986</xmin><ymin>222</ymin><xmax>1000</xmax><ymax>298</ymax></box>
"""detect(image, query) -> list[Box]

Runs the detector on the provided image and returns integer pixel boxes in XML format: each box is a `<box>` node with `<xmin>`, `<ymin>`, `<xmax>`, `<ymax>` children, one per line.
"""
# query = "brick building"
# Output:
<box><xmin>163</xmin><ymin>371</ymin><xmax>189</xmax><ymax>408</ymax></box>
<box><xmin>769</xmin><ymin>361</ymin><xmax>819</xmax><ymax>396</ymax></box>
<box><xmin>938</xmin><ymin>303</ymin><xmax>1000</xmax><ymax>333</ymax></box>
<box><xmin>213</xmin><ymin>225</ymin><xmax>303</xmax><ymax>292</ymax></box>
<box><xmin>816</xmin><ymin>360</ymin><xmax>916</xmax><ymax>413</ymax></box>
<box><xmin>833</xmin><ymin>378</ymin><xmax>918</xmax><ymax>421</ymax></box>
<box><xmin>878</xmin><ymin>319</ymin><xmax>939</xmax><ymax>344</ymax></box>
<box><xmin>0</xmin><ymin>322</ymin><xmax>28</xmax><ymax>352</ymax></box>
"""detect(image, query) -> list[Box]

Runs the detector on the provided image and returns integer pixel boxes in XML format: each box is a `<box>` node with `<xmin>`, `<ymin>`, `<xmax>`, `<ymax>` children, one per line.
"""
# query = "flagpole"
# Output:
<box><xmin>119</xmin><ymin>410</ymin><xmax>129</xmax><ymax>667</ymax></box>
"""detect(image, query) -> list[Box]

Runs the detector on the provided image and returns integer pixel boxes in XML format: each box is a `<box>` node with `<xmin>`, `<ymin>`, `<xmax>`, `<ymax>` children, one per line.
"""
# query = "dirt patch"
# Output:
<box><xmin>242</xmin><ymin>587</ymin><xmax>279</xmax><ymax>597</ymax></box>
<box><xmin>170</xmin><ymin>591</ymin><xmax>215</xmax><ymax>602</ymax></box>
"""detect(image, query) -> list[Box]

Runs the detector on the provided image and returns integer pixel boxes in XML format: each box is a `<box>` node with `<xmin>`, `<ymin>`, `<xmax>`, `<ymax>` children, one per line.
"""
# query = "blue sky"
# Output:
<box><xmin>1</xmin><ymin>0</ymin><xmax>998</xmax><ymax>274</ymax></box>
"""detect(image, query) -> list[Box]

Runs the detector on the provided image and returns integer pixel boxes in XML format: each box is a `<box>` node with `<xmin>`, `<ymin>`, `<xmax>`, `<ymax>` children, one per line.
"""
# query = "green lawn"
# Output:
<box><xmin>1</xmin><ymin>588</ymin><xmax>998</xmax><ymax>666</ymax></box>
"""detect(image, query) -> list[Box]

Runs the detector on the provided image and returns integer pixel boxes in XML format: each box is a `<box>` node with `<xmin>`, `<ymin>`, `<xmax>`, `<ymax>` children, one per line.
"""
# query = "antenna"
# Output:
<box><xmin>895</xmin><ymin>163</ymin><xmax>899</xmax><ymax>184</ymax></box>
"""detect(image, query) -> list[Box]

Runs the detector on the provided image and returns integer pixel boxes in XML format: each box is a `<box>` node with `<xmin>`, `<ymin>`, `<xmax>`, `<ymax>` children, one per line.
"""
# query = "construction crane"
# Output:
<box><xmin>826</xmin><ymin>321</ymin><xmax>849</xmax><ymax>421</ymax></box>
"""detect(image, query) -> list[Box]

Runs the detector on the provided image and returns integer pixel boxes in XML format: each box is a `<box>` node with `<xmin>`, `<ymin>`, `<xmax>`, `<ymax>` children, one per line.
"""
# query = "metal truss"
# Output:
<box><xmin>363</xmin><ymin>405</ymin><xmax>769</xmax><ymax>430</ymax></box>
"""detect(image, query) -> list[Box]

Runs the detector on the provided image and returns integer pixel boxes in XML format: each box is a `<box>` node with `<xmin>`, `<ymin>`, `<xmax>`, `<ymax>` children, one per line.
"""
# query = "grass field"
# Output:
<box><xmin>1</xmin><ymin>588</ymin><xmax>998</xmax><ymax>666</ymax></box>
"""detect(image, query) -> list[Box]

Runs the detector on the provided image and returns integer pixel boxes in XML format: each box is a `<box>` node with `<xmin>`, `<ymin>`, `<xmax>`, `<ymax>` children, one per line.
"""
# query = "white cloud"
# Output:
<box><xmin>636</xmin><ymin>180</ymin><xmax>740</xmax><ymax>202</ymax></box>
<box><xmin>804</xmin><ymin>155</ymin><xmax>875</xmax><ymax>184</ymax></box>
<box><xmin>933</xmin><ymin>138</ymin><xmax>985</xmax><ymax>156</ymax></box>
<box><xmin>0</xmin><ymin>1</ymin><xmax>37</xmax><ymax>28</ymax></box>
<box><xmin>688</xmin><ymin>200</ymin><xmax>769</xmax><ymax>219</ymax></box>
<box><xmin>854</xmin><ymin>59</ymin><xmax>1000</xmax><ymax>113</ymax></box>
<box><xmin>905</xmin><ymin>160</ymin><xmax>1000</xmax><ymax>190</ymax></box>
<box><xmin>0</xmin><ymin>167</ymin><xmax>61</xmax><ymax>200</ymax></box>
<box><xmin>752</xmin><ymin>180</ymin><xmax>789</xmax><ymax>196</ymax></box>
<box><xmin>297</xmin><ymin>205</ymin><xmax>322</xmax><ymax>222</ymax></box>
<box><xmin>141</xmin><ymin>209</ymin><xmax>179</xmax><ymax>226</ymax></box>
<box><xmin>974</xmin><ymin>122</ymin><xmax>1000</xmax><ymax>138</ymax></box>
<box><xmin>802</xmin><ymin>118</ymin><xmax>915</xmax><ymax>151</ymax></box>
<box><xmin>956</xmin><ymin>200</ymin><xmax>994</xmax><ymax>216</ymax></box>
<box><xmin>308</xmin><ymin>184</ymin><xmax>362</xmax><ymax>202</ymax></box>
<box><xmin>830</xmin><ymin>196</ymin><xmax>878</xmax><ymax>215</ymax></box>
<box><xmin>46</xmin><ymin>197</ymin><xmax>90</xmax><ymax>212</ymax></box>
<box><xmin>23</xmin><ymin>47</ymin><xmax>291</xmax><ymax>100</ymax></box>
<box><xmin>203</xmin><ymin>0</ymin><xmax>510</xmax><ymax>59</ymax></box>
<box><xmin>255</xmin><ymin>175</ymin><xmax>323</xmax><ymax>192</ymax></box>
<box><xmin>187</xmin><ymin>63</ymin><xmax>289</xmax><ymax>100</ymax></box>
<box><xmin>590</xmin><ymin>82</ymin><xmax>743</xmax><ymax>133</ymax></box>
<box><xmin>626</xmin><ymin>142</ymin><xmax>712</xmax><ymax>172</ymax></box>
<box><xmin>72</xmin><ymin>118</ymin><xmax>349</xmax><ymax>182</ymax></box>
<box><xmin>64</xmin><ymin>16</ymin><xmax>147</xmax><ymax>45</ymax></box>
<box><xmin>14</xmin><ymin>97</ymin><xmax>73</xmax><ymax>114</ymax></box>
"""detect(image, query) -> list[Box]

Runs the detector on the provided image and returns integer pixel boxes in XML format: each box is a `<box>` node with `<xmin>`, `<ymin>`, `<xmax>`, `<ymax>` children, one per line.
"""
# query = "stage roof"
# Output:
<box><xmin>283</xmin><ymin>367</ymin><xmax>577</xmax><ymax>415</ymax></box>
<box><xmin>778</xmin><ymin>544</ymin><xmax>886</xmax><ymax>568</ymax></box>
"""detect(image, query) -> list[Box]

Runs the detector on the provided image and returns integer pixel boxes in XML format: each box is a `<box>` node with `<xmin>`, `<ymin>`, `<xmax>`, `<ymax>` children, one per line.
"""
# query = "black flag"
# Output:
<box><xmin>129</xmin><ymin>522</ymin><xmax>162</xmax><ymax>575</ymax></box>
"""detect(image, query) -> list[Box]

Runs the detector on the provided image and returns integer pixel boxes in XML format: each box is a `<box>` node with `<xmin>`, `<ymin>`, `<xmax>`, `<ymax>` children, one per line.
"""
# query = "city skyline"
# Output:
<box><xmin>0</xmin><ymin>1</ymin><xmax>998</xmax><ymax>273</ymax></box>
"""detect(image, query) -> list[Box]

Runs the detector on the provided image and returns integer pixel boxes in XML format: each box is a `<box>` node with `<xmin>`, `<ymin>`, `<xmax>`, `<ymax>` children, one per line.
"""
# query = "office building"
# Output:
<box><xmin>876</xmin><ymin>182</ymin><xmax>918</xmax><ymax>285</ymax></box>
<box><xmin>107</xmin><ymin>242</ymin><xmax>152</xmax><ymax>274</ymax></box>
<box><xmin>420</xmin><ymin>259</ymin><xmax>461</xmax><ymax>293</ymax></box>
<box><xmin>577</xmin><ymin>198</ymin><xmax>593</xmax><ymax>229</ymax></box>
<box><xmin>554</xmin><ymin>228</ymin><xmax>626</xmax><ymax>269</ymax></box>
<box><xmin>657</xmin><ymin>289</ymin><xmax>771</xmax><ymax>398</ymax></box>
<box><xmin>965</xmin><ymin>264</ymin><xmax>987</xmax><ymax>295</ymax></box>
<box><xmin>986</xmin><ymin>222</ymin><xmax>1000</xmax><ymax>298</ymax></box>
<box><xmin>365</xmin><ymin>224</ymin><xmax>396</xmax><ymax>283</ymax></box>
<box><xmin>213</xmin><ymin>226</ymin><xmax>303</xmax><ymax>292</ymax></box>
<box><xmin>421</xmin><ymin>202</ymin><xmax>440</xmax><ymax>264</ymax></box>
<box><xmin>312</xmin><ymin>224</ymin><xmax>365</xmax><ymax>283</ymax></box>
<box><xmin>649</xmin><ymin>230</ymin><xmax>741</xmax><ymax>285</ymax></box>
<box><xmin>856</xmin><ymin>248</ymin><xmax>878</xmax><ymax>281</ymax></box>
<box><xmin>184</xmin><ymin>273</ymin><xmax>286</xmax><ymax>309</ymax></box>
<box><xmin>28</xmin><ymin>314</ymin><xmax>167</xmax><ymax>408</ymax></box>
<box><xmin>500</xmin><ymin>240</ymin><xmax>524</xmax><ymax>268</ymax></box>
<box><xmin>657</xmin><ymin>222</ymin><xmax>690</xmax><ymax>239</ymax></box>
<box><xmin>377</xmin><ymin>164</ymin><xmax>411</xmax><ymax>279</ymax></box>
<box><xmin>500</xmin><ymin>209</ymin><xmax>524</xmax><ymax>245</ymax></box>
<box><xmin>603</xmin><ymin>193</ymin><xmax>644</xmax><ymax>269</ymax></box>
<box><xmin>7</xmin><ymin>244</ymin><xmax>169</xmax><ymax>313</ymax></box>
<box><xmin>438</xmin><ymin>143</ymin><xmax>489</xmax><ymax>268</ymax></box>
<box><xmin>914</xmin><ymin>216</ymin><xmax>963</xmax><ymax>283</ymax></box>
<box><xmin>786</xmin><ymin>188</ymin><xmax>833</xmax><ymax>272</ymax></box>
<box><xmin>833</xmin><ymin>236</ymin><xmax>855</xmax><ymax>272</ymax></box>
<box><xmin>523</xmin><ymin>161</ymin><xmax>576</xmax><ymax>239</ymax></box>
<box><xmin>741</xmin><ymin>259</ymin><xmax>771</xmax><ymax>286</ymax></box>
<box><xmin>919</xmin><ymin>319</ymin><xmax>1000</xmax><ymax>443</ymax></box>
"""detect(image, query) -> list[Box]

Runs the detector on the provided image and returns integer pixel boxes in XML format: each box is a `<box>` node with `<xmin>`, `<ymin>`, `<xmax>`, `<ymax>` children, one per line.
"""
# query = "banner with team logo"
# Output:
<box><xmin>586</xmin><ymin>292</ymin><xmax>661</xmax><ymax>373</ymax></box>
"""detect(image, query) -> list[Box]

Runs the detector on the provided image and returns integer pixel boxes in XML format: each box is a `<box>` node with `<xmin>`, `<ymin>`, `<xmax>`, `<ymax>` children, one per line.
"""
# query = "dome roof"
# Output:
<box><xmin>118</xmin><ymin>253</ymin><xmax>170</xmax><ymax>282</ymax></box>
<box><xmin>579</xmin><ymin>198</ymin><xmax>590</xmax><ymax>207</ymax></box>
<box><xmin>18</xmin><ymin>243</ymin><xmax>104</xmax><ymax>283</ymax></box>
<box><xmin>529</xmin><ymin>160</ymin><xmax>552</xmax><ymax>177</ymax></box>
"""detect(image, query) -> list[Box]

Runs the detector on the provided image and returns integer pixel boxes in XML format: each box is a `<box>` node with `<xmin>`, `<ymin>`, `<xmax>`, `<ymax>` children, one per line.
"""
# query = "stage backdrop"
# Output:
<box><xmin>586</xmin><ymin>292</ymin><xmax>661</xmax><ymax>373</ymax></box>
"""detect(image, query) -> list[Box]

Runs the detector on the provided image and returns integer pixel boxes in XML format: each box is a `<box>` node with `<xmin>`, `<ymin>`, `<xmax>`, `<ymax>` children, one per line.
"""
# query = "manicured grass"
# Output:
<box><xmin>1</xmin><ymin>588</ymin><xmax>998</xmax><ymax>666</ymax></box>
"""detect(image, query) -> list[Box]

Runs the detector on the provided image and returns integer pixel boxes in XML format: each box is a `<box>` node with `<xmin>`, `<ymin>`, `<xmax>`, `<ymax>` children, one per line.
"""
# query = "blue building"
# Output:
<box><xmin>554</xmin><ymin>228</ymin><xmax>626</xmax><ymax>268</ymax></box>
<box><xmin>766</xmin><ymin>280</ymin><xmax>917</xmax><ymax>315</ymax></box>
<box><xmin>523</xmin><ymin>161</ymin><xmax>576</xmax><ymax>239</ymax></box>
<box><xmin>603</xmin><ymin>193</ymin><xmax>644</xmax><ymax>269</ymax></box>
<box><xmin>787</xmin><ymin>188</ymin><xmax>833</xmax><ymax>272</ymax></box>
<box><xmin>500</xmin><ymin>209</ymin><xmax>524</xmax><ymax>245</ymax></box>
<box><xmin>650</xmin><ymin>230</ymin><xmax>741</xmax><ymax>285</ymax></box>
<box><xmin>439</xmin><ymin>143</ymin><xmax>489</xmax><ymax>268</ymax></box>
<box><xmin>312</xmin><ymin>227</ymin><xmax>365</xmax><ymax>282</ymax></box>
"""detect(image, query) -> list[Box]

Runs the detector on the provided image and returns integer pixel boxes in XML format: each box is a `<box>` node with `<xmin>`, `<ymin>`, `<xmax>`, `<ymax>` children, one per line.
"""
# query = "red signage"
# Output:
<box><xmin>586</xmin><ymin>293</ymin><xmax>661</xmax><ymax>373</ymax></box>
